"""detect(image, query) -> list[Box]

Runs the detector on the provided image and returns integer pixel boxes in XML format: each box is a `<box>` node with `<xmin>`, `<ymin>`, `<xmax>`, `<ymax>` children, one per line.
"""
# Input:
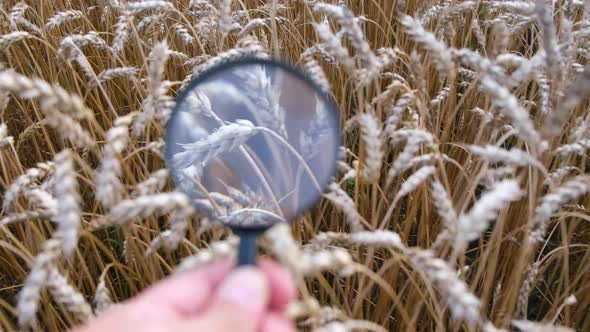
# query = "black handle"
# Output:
<box><xmin>237</xmin><ymin>231</ymin><xmax>258</xmax><ymax>266</ymax></box>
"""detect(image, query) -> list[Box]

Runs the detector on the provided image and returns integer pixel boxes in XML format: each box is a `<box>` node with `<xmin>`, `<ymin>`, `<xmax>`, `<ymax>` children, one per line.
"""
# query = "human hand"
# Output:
<box><xmin>73</xmin><ymin>259</ymin><xmax>296</xmax><ymax>332</ymax></box>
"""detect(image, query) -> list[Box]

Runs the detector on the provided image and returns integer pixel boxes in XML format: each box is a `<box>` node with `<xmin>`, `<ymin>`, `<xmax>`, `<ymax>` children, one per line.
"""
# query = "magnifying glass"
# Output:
<box><xmin>165</xmin><ymin>57</ymin><xmax>340</xmax><ymax>266</ymax></box>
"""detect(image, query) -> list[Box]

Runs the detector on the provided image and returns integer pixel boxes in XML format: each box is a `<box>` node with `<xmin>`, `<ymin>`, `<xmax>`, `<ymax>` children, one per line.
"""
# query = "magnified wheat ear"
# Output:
<box><xmin>172</xmin><ymin>119</ymin><xmax>259</xmax><ymax>172</ymax></box>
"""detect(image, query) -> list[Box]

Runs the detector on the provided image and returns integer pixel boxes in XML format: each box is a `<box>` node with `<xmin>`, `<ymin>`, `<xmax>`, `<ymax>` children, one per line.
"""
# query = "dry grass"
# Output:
<box><xmin>0</xmin><ymin>0</ymin><xmax>589</xmax><ymax>331</ymax></box>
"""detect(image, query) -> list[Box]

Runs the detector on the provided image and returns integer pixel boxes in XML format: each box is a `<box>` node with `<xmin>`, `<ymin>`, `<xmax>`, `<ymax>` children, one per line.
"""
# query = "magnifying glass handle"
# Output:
<box><xmin>237</xmin><ymin>230</ymin><xmax>257</xmax><ymax>266</ymax></box>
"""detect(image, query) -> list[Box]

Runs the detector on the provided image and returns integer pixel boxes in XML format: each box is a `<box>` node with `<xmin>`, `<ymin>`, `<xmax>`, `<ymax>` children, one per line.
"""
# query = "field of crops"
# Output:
<box><xmin>0</xmin><ymin>0</ymin><xmax>589</xmax><ymax>331</ymax></box>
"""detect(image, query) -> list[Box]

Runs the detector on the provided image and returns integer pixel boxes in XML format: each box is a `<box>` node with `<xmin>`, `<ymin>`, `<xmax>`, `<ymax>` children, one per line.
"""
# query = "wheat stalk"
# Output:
<box><xmin>385</xmin><ymin>129</ymin><xmax>434</xmax><ymax>186</ymax></box>
<box><xmin>54</xmin><ymin>150</ymin><xmax>81</xmax><ymax>258</ymax></box>
<box><xmin>488</xmin><ymin>2</ymin><xmax>535</xmax><ymax>15</ymax></box>
<box><xmin>9</xmin><ymin>2</ymin><xmax>42</xmax><ymax>35</ymax></box>
<box><xmin>0</xmin><ymin>122</ymin><xmax>13</xmax><ymax>148</ymax></box>
<box><xmin>145</xmin><ymin>211</ymin><xmax>189</xmax><ymax>255</ymax></box>
<box><xmin>171</xmin><ymin>120</ymin><xmax>259</xmax><ymax>177</ymax></box>
<box><xmin>94</xmin><ymin>268</ymin><xmax>113</xmax><ymax>315</ymax></box>
<box><xmin>176</xmin><ymin>236</ymin><xmax>238</xmax><ymax>273</ymax></box>
<box><xmin>394</xmin><ymin>166</ymin><xmax>436</xmax><ymax>204</ymax></box>
<box><xmin>512</xmin><ymin>320</ymin><xmax>574</xmax><ymax>332</ymax></box>
<box><xmin>324</xmin><ymin>182</ymin><xmax>365</xmax><ymax>232</ymax></box>
<box><xmin>96</xmin><ymin>114</ymin><xmax>133</xmax><ymax>210</ymax></box>
<box><xmin>451</xmin><ymin>48</ymin><xmax>506</xmax><ymax>82</ymax></box>
<box><xmin>112</xmin><ymin>12</ymin><xmax>133</xmax><ymax>53</ymax></box>
<box><xmin>91</xmin><ymin>67</ymin><xmax>139</xmax><ymax>89</ymax></box>
<box><xmin>534</xmin><ymin>1</ymin><xmax>562</xmax><ymax>80</ymax></box>
<box><xmin>530</xmin><ymin>175</ymin><xmax>590</xmax><ymax>244</ymax></box>
<box><xmin>127</xmin><ymin>1</ymin><xmax>175</xmax><ymax>14</ymax></box>
<box><xmin>218</xmin><ymin>0</ymin><xmax>233</xmax><ymax>38</ymax></box>
<box><xmin>556</xmin><ymin>63</ymin><xmax>590</xmax><ymax>128</ymax></box>
<box><xmin>238</xmin><ymin>18</ymin><xmax>267</xmax><ymax>38</ymax></box>
<box><xmin>133</xmin><ymin>169</ymin><xmax>169</xmax><ymax>196</ymax></box>
<box><xmin>346</xmin><ymin>113</ymin><xmax>383</xmax><ymax>184</ymax></box>
<box><xmin>302</xmin><ymin>54</ymin><xmax>331</xmax><ymax>93</ymax></box>
<box><xmin>543</xmin><ymin>166</ymin><xmax>579</xmax><ymax>186</ymax></box>
<box><xmin>401</xmin><ymin>15</ymin><xmax>454</xmax><ymax>77</ymax></box>
<box><xmin>479</xmin><ymin>77</ymin><xmax>547</xmax><ymax>152</ymax></box>
<box><xmin>299</xmin><ymin>248</ymin><xmax>354</xmax><ymax>277</ymax></box>
<box><xmin>45</xmin><ymin>10</ymin><xmax>84</xmax><ymax>30</ymax></box>
<box><xmin>312</xmin><ymin>230</ymin><xmax>403</xmax><ymax>250</ymax></box>
<box><xmin>47</xmin><ymin>268</ymin><xmax>94</xmax><ymax>322</ymax></box>
<box><xmin>0</xmin><ymin>31</ymin><xmax>31</xmax><ymax>51</ymax></box>
<box><xmin>25</xmin><ymin>189</ymin><xmax>57</xmax><ymax>218</ymax></box>
<box><xmin>183</xmin><ymin>36</ymin><xmax>268</xmax><ymax>85</ymax></box>
<box><xmin>107</xmin><ymin>192</ymin><xmax>194</xmax><ymax>225</ymax></box>
<box><xmin>429</xmin><ymin>86</ymin><xmax>450</xmax><ymax>109</ymax></box>
<box><xmin>1</xmin><ymin>1</ymin><xmax>589</xmax><ymax>330</ymax></box>
<box><xmin>381</xmin><ymin>166</ymin><xmax>437</xmax><ymax>227</ymax></box>
<box><xmin>457</xmin><ymin>179</ymin><xmax>522</xmax><ymax>247</ymax></box>
<box><xmin>0</xmin><ymin>72</ymin><xmax>95</xmax><ymax>148</ymax></box>
<box><xmin>407</xmin><ymin>248</ymin><xmax>481</xmax><ymax>325</ymax></box>
<box><xmin>312</xmin><ymin>21</ymin><xmax>355</xmax><ymax>74</ymax></box>
<box><xmin>234</xmin><ymin>64</ymin><xmax>287</xmax><ymax>137</ymax></box>
<box><xmin>430</xmin><ymin>178</ymin><xmax>458</xmax><ymax>247</ymax></box>
<box><xmin>0</xmin><ymin>71</ymin><xmax>92</xmax><ymax>120</ymax></box>
<box><xmin>0</xmin><ymin>210</ymin><xmax>53</xmax><ymax>226</ymax></box>
<box><xmin>466</xmin><ymin>145</ymin><xmax>545</xmax><ymax>170</ymax></box>
<box><xmin>134</xmin><ymin>40</ymin><xmax>171</xmax><ymax>136</ymax></box>
<box><xmin>517</xmin><ymin>260</ymin><xmax>541</xmax><ymax>316</ymax></box>
<box><xmin>3</xmin><ymin>161</ymin><xmax>55</xmax><ymax>211</ymax></box>
<box><xmin>17</xmin><ymin>238</ymin><xmax>62</xmax><ymax>329</ymax></box>
<box><xmin>313</xmin><ymin>3</ymin><xmax>379</xmax><ymax>71</ymax></box>
<box><xmin>59</xmin><ymin>32</ymin><xmax>111</xmax><ymax>58</ymax></box>
<box><xmin>509</xmin><ymin>50</ymin><xmax>547</xmax><ymax>87</ymax></box>
<box><xmin>383</xmin><ymin>92</ymin><xmax>413</xmax><ymax>137</ymax></box>
<box><xmin>173</xmin><ymin>23</ymin><xmax>195</xmax><ymax>44</ymax></box>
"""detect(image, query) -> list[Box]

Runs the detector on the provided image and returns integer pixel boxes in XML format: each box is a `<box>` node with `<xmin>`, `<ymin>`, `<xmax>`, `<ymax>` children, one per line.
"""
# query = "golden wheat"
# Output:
<box><xmin>0</xmin><ymin>0</ymin><xmax>589</xmax><ymax>331</ymax></box>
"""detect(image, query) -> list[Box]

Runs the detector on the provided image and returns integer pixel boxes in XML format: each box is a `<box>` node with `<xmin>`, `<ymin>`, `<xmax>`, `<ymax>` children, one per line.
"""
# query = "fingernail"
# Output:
<box><xmin>216</xmin><ymin>267</ymin><xmax>269</xmax><ymax>309</ymax></box>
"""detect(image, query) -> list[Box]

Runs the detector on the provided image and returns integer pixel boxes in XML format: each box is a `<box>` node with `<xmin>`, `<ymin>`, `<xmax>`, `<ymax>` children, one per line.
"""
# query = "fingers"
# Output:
<box><xmin>172</xmin><ymin>312</ymin><xmax>295</xmax><ymax>332</ymax></box>
<box><xmin>259</xmin><ymin>312</ymin><xmax>296</xmax><ymax>332</ymax></box>
<box><xmin>117</xmin><ymin>259</ymin><xmax>296</xmax><ymax>332</ymax></box>
<box><xmin>258</xmin><ymin>259</ymin><xmax>297</xmax><ymax>311</ymax></box>
<box><xmin>182</xmin><ymin>267</ymin><xmax>271</xmax><ymax>331</ymax></box>
<box><xmin>127</xmin><ymin>259</ymin><xmax>233</xmax><ymax>318</ymax></box>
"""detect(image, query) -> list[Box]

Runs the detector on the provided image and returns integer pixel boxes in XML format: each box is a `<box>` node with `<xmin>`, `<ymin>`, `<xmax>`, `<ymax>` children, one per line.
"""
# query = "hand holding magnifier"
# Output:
<box><xmin>165</xmin><ymin>58</ymin><xmax>340</xmax><ymax>265</ymax></box>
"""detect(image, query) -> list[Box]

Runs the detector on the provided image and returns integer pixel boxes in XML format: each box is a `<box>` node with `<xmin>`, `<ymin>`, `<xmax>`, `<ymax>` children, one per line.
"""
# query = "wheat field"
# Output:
<box><xmin>0</xmin><ymin>0</ymin><xmax>589</xmax><ymax>331</ymax></box>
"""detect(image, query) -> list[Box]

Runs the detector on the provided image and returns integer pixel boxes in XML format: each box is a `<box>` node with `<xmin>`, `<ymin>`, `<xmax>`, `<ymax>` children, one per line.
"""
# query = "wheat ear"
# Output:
<box><xmin>530</xmin><ymin>175</ymin><xmax>590</xmax><ymax>244</ymax></box>
<box><xmin>17</xmin><ymin>238</ymin><xmax>62</xmax><ymax>329</ymax></box>
<box><xmin>94</xmin><ymin>268</ymin><xmax>113</xmax><ymax>315</ymax></box>
<box><xmin>407</xmin><ymin>248</ymin><xmax>481</xmax><ymax>325</ymax></box>
<box><xmin>46</xmin><ymin>268</ymin><xmax>94</xmax><ymax>322</ymax></box>
<box><xmin>108</xmin><ymin>192</ymin><xmax>194</xmax><ymax>225</ymax></box>
<box><xmin>54</xmin><ymin>150</ymin><xmax>81</xmax><ymax>258</ymax></box>
<box><xmin>45</xmin><ymin>10</ymin><xmax>84</xmax><ymax>30</ymax></box>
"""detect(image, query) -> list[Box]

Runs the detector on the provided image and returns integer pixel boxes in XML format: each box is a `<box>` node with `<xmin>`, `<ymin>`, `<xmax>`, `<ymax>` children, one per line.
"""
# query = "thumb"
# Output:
<box><xmin>181</xmin><ymin>267</ymin><xmax>270</xmax><ymax>331</ymax></box>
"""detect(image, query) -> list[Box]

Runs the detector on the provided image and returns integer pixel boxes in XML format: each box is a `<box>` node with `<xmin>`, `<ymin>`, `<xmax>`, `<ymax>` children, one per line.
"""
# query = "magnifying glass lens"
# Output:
<box><xmin>165</xmin><ymin>58</ymin><xmax>340</xmax><ymax>231</ymax></box>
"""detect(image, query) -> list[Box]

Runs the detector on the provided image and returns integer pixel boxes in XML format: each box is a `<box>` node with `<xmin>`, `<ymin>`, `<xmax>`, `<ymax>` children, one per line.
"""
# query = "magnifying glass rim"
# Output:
<box><xmin>165</xmin><ymin>56</ymin><xmax>342</xmax><ymax>232</ymax></box>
